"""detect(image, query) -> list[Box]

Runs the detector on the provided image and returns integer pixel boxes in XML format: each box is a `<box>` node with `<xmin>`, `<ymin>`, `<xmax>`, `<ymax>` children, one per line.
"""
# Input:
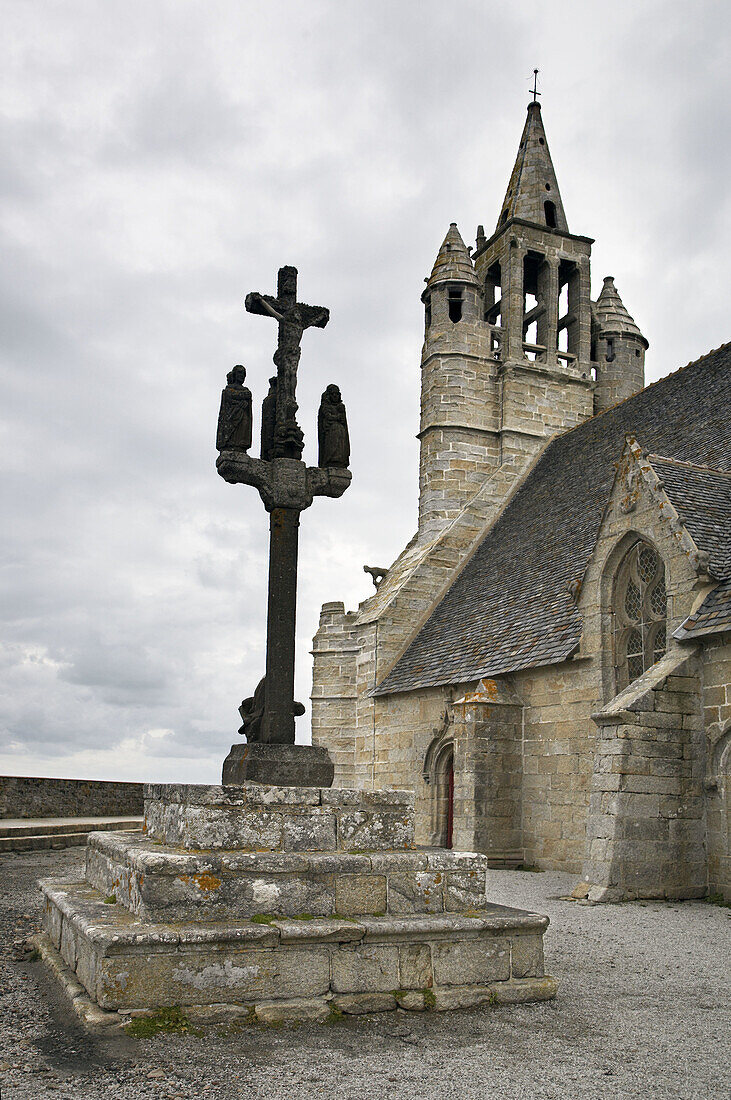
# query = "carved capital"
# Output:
<box><xmin>217</xmin><ymin>451</ymin><xmax>351</xmax><ymax>512</ymax></box>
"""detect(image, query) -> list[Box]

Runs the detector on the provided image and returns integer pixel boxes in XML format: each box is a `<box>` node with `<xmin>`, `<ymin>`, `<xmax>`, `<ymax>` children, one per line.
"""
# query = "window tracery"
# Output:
<box><xmin>613</xmin><ymin>540</ymin><xmax>667</xmax><ymax>691</ymax></box>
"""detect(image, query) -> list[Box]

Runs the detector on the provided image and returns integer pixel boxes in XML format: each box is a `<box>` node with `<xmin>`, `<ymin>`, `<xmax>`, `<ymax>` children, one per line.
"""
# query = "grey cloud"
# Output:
<box><xmin>0</xmin><ymin>0</ymin><xmax>726</xmax><ymax>781</ymax></box>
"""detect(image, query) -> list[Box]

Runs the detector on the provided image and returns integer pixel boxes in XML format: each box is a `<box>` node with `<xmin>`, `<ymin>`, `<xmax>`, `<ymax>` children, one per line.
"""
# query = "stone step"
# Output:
<box><xmin>85</xmin><ymin>831</ymin><xmax>492</xmax><ymax>922</ymax></box>
<box><xmin>143</xmin><ymin>782</ymin><xmax>414</xmax><ymax>852</ymax></box>
<box><xmin>41</xmin><ymin>879</ymin><xmax>556</xmax><ymax>1014</ymax></box>
<box><xmin>0</xmin><ymin>816</ymin><xmax>143</xmax><ymax>839</ymax></box>
<box><xmin>0</xmin><ymin>821</ymin><xmax>142</xmax><ymax>853</ymax></box>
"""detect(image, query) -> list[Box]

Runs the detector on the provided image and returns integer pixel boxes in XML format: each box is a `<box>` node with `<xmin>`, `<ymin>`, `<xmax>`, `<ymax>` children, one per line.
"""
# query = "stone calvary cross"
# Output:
<box><xmin>216</xmin><ymin>266</ymin><xmax>351</xmax><ymax>769</ymax></box>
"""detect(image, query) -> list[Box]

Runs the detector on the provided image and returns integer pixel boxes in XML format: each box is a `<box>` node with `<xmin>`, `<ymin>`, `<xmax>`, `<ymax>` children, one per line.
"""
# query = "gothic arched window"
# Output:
<box><xmin>613</xmin><ymin>539</ymin><xmax>667</xmax><ymax>692</ymax></box>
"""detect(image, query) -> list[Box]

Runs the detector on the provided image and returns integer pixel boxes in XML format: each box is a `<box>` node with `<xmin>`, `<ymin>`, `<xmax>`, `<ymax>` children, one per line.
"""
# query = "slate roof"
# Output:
<box><xmin>675</xmin><ymin>580</ymin><xmax>731</xmax><ymax>640</ymax></box>
<box><xmin>375</xmin><ymin>342</ymin><xmax>731</xmax><ymax>695</ymax></box>
<box><xmin>650</xmin><ymin>457</ymin><xmax>731</xmax><ymax>580</ymax></box>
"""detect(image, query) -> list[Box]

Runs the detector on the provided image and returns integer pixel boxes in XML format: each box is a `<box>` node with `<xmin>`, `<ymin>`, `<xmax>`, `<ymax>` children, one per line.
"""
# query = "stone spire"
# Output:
<box><xmin>496</xmin><ymin>102</ymin><xmax>569</xmax><ymax>233</ymax></box>
<box><xmin>425</xmin><ymin>222</ymin><xmax>480</xmax><ymax>293</ymax></box>
<box><xmin>594</xmin><ymin>276</ymin><xmax>647</xmax><ymax>342</ymax></box>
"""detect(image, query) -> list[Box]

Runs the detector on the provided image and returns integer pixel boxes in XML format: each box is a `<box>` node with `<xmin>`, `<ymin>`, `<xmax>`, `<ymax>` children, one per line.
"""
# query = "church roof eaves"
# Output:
<box><xmin>375</xmin><ymin>341</ymin><xmax>731</xmax><ymax>696</ymax></box>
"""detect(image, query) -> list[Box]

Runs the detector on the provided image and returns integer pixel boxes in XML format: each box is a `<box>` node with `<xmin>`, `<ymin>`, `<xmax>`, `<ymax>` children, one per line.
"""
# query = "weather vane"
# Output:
<box><xmin>531</xmin><ymin>69</ymin><xmax>541</xmax><ymax>102</ymax></box>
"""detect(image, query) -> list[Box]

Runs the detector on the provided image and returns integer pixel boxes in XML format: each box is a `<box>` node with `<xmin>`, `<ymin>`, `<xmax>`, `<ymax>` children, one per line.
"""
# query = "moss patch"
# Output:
<box><xmin>706</xmin><ymin>893</ymin><xmax>731</xmax><ymax>908</ymax></box>
<box><xmin>103</xmin><ymin>894</ymin><xmax>116</xmax><ymax>905</ymax></box>
<box><xmin>251</xmin><ymin>913</ymin><xmax>283</xmax><ymax>924</ymax></box>
<box><xmin>124</xmin><ymin>1006</ymin><xmax>198</xmax><ymax>1039</ymax></box>
<box><xmin>423</xmin><ymin>988</ymin><xmax>436</xmax><ymax>1011</ymax></box>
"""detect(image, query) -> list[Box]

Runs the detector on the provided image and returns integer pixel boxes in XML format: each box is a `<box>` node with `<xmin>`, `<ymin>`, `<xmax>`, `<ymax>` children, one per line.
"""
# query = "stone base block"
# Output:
<box><xmin>85</xmin><ymin>831</ymin><xmax>492</xmax><ymax>921</ymax></box>
<box><xmin>222</xmin><ymin>744</ymin><xmax>334</xmax><ymax>788</ymax></box>
<box><xmin>143</xmin><ymin>782</ymin><xmax>414</xmax><ymax>851</ymax></box>
<box><xmin>41</xmin><ymin>880</ymin><xmax>556</xmax><ymax>1015</ymax></box>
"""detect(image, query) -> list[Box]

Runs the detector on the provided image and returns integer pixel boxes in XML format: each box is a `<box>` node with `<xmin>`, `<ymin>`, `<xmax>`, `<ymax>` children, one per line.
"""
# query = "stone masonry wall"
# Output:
<box><xmin>0</xmin><ymin>776</ymin><xmax>143</xmax><ymax>819</ymax></box>
<box><xmin>703</xmin><ymin>632</ymin><xmax>731</xmax><ymax>900</ymax></box>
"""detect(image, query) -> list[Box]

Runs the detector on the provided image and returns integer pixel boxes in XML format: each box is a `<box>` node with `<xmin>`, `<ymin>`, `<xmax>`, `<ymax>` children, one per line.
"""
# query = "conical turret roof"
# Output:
<box><xmin>594</xmin><ymin>276</ymin><xmax>647</xmax><ymax>343</ymax></box>
<box><xmin>425</xmin><ymin>223</ymin><xmax>479</xmax><ymax>291</ymax></box>
<box><xmin>496</xmin><ymin>102</ymin><xmax>568</xmax><ymax>233</ymax></box>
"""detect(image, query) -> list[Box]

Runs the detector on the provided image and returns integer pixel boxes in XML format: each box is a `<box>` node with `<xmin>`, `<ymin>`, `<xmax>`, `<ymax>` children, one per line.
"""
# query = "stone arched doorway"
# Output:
<box><xmin>423</xmin><ymin>721</ymin><xmax>455</xmax><ymax>848</ymax></box>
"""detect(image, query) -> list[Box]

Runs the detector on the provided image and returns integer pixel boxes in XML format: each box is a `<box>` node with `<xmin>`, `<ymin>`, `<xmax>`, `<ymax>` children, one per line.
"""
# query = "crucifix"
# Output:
<box><xmin>216</xmin><ymin>266</ymin><xmax>351</xmax><ymax>752</ymax></box>
<box><xmin>531</xmin><ymin>69</ymin><xmax>541</xmax><ymax>103</ymax></box>
<box><xmin>245</xmin><ymin>266</ymin><xmax>329</xmax><ymax>460</ymax></box>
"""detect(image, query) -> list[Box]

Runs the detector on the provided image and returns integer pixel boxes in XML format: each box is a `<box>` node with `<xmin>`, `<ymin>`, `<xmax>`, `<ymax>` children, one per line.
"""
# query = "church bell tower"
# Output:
<box><xmin>417</xmin><ymin>98</ymin><xmax>647</xmax><ymax>541</ymax></box>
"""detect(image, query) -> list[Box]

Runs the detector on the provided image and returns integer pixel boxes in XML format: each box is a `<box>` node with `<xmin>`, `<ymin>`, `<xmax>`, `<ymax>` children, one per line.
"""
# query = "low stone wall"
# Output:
<box><xmin>0</xmin><ymin>776</ymin><xmax>144</xmax><ymax>820</ymax></box>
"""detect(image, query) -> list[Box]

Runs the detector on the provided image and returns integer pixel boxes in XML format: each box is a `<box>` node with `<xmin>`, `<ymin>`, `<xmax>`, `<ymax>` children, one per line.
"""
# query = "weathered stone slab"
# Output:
<box><xmin>41</xmin><ymin>880</ymin><xmax>556</xmax><ymax>1015</ymax></box>
<box><xmin>335</xmin><ymin>874</ymin><xmax>387</xmax><ymax>917</ymax></box>
<box><xmin>432</xmin><ymin>937</ymin><xmax>510</xmax><ymax>985</ymax></box>
<box><xmin>388</xmin><ymin>872</ymin><xmax>444</xmax><ymax>914</ymax></box>
<box><xmin>144</xmin><ymin>783</ymin><xmax>415</xmax><ymax>852</ymax></box>
<box><xmin>222</xmin><ymin>744</ymin><xmax>335</xmax><ymax>788</ymax></box>
<box><xmin>330</xmin><ymin>944</ymin><xmax>400</xmax><ymax>993</ymax></box>
<box><xmin>338</xmin><ymin>809</ymin><xmax>414</xmax><ymax>851</ymax></box>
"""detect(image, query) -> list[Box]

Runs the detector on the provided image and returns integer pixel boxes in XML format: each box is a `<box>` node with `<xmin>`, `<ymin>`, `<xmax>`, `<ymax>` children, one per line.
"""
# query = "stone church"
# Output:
<box><xmin>311</xmin><ymin>101</ymin><xmax>730</xmax><ymax>903</ymax></box>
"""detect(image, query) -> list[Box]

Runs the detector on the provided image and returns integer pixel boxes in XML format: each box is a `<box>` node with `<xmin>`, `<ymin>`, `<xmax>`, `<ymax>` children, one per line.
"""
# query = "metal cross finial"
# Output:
<box><xmin>531</xmin><ymin>69</ymin><xmax>541</xmax><ymax>102</ymax></box>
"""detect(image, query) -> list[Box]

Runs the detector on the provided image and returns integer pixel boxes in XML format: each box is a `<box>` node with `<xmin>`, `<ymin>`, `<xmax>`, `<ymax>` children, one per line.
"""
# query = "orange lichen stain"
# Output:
<box><xmin>178</xmin><ymin>872</ymin><xmax>221</xmax><ymax>893</ymax></box>
<box><xmin>482</xmin><ymin>679</ymin><xmax>499</xmax><ymax>701</ymax></box>
<box><xmin>434</xmin><ymin>873</ymin><xmax>442</xmax><ymax>884</ymax></box>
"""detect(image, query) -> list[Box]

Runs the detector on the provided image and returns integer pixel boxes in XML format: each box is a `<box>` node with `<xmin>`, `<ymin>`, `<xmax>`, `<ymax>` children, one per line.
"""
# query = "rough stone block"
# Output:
<box><xmin>330</xmin><ymin>944</ymin><xmax>400</xmax><ymax>993</ymax></box>
<box><xmin>388</xmin><ymin>872</ymin><xmax>444</xmax><ymax>914</ymax></box>
<box><xmin>510</xmin><ymin>934</ymin><xmax>545</xmax><ymax>979</ymax></box>
<box><xmin>335</xmin><ymin>874</ymin><xmax>387</xmax><ymax>917</ymax></box>
<box><xmin>332</xmin><ymin>992</ymin><xmax>397</xmax><ymax>1014</ymax></box>
<box><xmin>338</xmin><ymin>810</ymin><xmax>414</xmax><ymax>851</ymax></box>
<box><xmin>222</xmin><ymin>744</ymin><xmax>334</xmax><ymax>788</ymax></box>
<box><xmin>399</xmin><ymin>943</ymin><xmax>433</xmax><ymax>989</ymax></box>
<box><xmin>254</xmin><ymin>998</ymin><xmax>330</xmax><ymax>1024</ymax></box>
<box><xmin>432</xmin><ymin>937</ymin><xmax>509</xmax><ymax>986</ymax></box>
<box><xmin>444</xmin><ymin>869</ymin><xmax>488</xmax><ymax>911</ymax></box>
<box><xmin>282</xmin><ymin>812</ymin><xmax>336</xmax><ymax>852</ymax></box>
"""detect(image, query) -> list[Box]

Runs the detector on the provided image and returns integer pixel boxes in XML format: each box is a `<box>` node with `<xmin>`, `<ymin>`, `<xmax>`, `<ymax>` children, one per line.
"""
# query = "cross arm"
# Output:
<box><xmin>245</xmin><ymin>292</ymin><xmax>284</xmax><ymax>323</ymax></box>
<box><xmin>299</xmin><ymin>304</ymin><xmax>330</xmax><ymax>330</ymax></box>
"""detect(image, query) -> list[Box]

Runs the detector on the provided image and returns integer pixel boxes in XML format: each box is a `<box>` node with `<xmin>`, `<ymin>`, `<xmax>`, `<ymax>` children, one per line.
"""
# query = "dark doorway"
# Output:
<box><xmin>446</xmin><ymin>759</ymin><xmax>454</xmax><ymax>849</ymax></box>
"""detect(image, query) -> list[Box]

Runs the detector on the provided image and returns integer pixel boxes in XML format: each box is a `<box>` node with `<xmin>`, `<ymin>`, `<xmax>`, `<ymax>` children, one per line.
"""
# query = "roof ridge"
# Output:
<box><xmin>545</xmin><ymin>339</ymin><xmax>731</xmax><ymax>446</ymax></box>
<box><xmin>647</xmin><ymin>454</ymin><xmax>731</xmax><ymax>478</ymax></box>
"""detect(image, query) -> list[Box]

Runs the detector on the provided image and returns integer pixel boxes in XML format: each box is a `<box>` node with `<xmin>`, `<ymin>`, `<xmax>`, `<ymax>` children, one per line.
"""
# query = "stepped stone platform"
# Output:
<box><xmin>40</xmin><ymin>782</ymin><xmax>557</xmax><ymax>1020</ymax></box>
<box><xmin>0</xmin><ymin>816</ymin><xmax>142</xmax><ymax>853</ymax></box>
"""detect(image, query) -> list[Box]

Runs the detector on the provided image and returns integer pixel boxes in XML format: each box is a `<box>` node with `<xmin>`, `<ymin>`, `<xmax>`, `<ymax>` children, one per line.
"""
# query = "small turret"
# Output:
<box><xmin>418</xmin><ymin>223</ymin><xmax>497</xmax><ymax>539</ymax></box>
<box><xmin>592</xmin><ymin>276</ymin><xmax>648</xmax><ymax>412</ymax></box>
<box><xmin>422</xmin><ymin>223</ymin><xmax>481</xmax><ymax>333</ymax></box>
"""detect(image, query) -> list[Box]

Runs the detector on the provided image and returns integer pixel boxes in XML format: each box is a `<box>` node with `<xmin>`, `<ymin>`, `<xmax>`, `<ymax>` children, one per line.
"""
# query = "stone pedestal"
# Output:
<box><xmin>222</xmin><ymin>743</ymin><xmax>334</xmax><ymax>788</ymax></box>
<box><xmin>40</xmin><ymin>781</ymin><xmax>557</xmax><ymax>1021</ymax></box>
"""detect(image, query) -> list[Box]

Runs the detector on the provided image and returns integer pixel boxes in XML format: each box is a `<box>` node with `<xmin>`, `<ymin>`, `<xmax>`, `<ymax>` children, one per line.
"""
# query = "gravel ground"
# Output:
<box><xmin>1</xmin><ymin>848</ymin><xmax>729</xmax><ymax>1100</ymax></box>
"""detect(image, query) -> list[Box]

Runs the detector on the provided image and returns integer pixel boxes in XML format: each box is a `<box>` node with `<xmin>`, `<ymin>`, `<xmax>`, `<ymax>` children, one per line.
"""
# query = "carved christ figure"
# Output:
<box><xmin>318</xmin><ymin>384</ymin><xmax>350</xmax><ymax>468</ymax></box>
<box><xmin>216</xmin><ymin>365</ymin><xmax>252</xmax><ymax>452</ymax></box>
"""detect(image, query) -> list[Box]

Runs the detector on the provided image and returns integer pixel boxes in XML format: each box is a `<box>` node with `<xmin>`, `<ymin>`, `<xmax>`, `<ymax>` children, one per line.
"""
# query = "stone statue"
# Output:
<box><xmin>216</xmin><ymin>365</ymin><xmax>252</xmax><ymax>452</ymax></box>
<box><xmin>238</xmin><ymin>677</ymin><xmax>305</xmax><ymax>743</ymax></box>
<box><xmin>260</xmin><ymin>376</ymin><xmax>278</xmax><ymax>461</ymax></box>
<box><xmin>318</xmin><ymin>384</ymin><xmax>350</xmax><ymax>468</ymax></box>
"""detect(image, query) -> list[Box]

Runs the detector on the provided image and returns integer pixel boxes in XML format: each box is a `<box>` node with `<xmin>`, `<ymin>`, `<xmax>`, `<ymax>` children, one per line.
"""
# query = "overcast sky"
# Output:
<box><xmin>1</xmin><ymin>1</ymin><xmax>728</xmax><ymax>784</ymax></box>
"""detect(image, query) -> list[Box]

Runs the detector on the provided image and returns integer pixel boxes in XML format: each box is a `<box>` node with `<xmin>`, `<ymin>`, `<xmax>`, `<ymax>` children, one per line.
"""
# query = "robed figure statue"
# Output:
<box><xmin>260</xmin><ymin>376</ymin><xmax>278</xmax><ymax>461</ymax></box>
<box><xmin>216</xmin><ymin>365</ymin><xmax>252</xmax><ymax>452</ymax></box>
<box><xmin>317</xmin><ymin>384</ymin><xmax>350</xmax><ymax>468</ymax></box>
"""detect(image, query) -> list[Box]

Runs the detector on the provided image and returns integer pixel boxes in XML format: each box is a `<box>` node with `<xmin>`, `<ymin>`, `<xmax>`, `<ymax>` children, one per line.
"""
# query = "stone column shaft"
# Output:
<box><xmin>262</xmin><ymin>506</ymin><xmax>301</xmax><ymax>743</ymax></box>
